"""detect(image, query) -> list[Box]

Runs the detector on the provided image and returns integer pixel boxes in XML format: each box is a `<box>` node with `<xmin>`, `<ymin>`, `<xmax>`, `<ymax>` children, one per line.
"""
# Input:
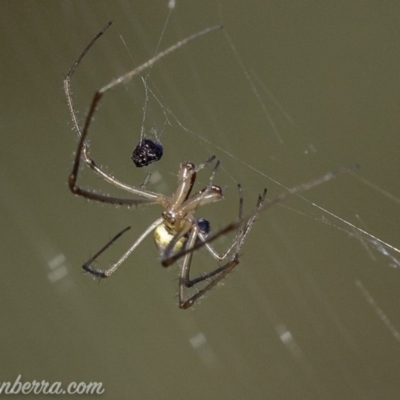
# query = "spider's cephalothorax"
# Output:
<box><xmin>154</xmin><ymin>162</ymin><xmax>223</xmax><ymax>255</ymax></box>
<box><xmin>64</xmin><ymin>22</ymin><xmax>267</xmax><ymax>309</ymax></box>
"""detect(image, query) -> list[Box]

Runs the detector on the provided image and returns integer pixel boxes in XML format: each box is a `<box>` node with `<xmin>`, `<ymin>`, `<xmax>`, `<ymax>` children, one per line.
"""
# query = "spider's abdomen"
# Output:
<box><xmin>154</xmin><ymin>223</ymin><xmax>186</xmax><ymax>254</ymax></box>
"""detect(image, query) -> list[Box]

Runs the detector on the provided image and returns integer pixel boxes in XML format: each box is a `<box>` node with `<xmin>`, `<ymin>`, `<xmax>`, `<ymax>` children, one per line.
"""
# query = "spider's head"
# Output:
<box><xmin>162</xmin><ymin>209</ymin><xmax>179</xmax><ymax>230</ymax></box>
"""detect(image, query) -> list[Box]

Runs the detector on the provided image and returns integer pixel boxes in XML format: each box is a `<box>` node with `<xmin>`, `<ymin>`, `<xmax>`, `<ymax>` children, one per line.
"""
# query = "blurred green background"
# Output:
<box><xmin>1</xmin><ymin>1</ymin><xmax>399</xmax><ymax>399</ymax></box>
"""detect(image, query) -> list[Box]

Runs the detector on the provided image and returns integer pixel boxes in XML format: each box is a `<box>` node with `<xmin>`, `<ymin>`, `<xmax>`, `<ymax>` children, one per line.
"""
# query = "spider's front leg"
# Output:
<box><xmin>65</xmin><ymin>22</ymin><xmax>224</xmax><ymax>205</ymax></box>
<box><xmin>66</xmin><ymin>80</ymin><xmax>159</xmax><ymax>206</ymax></box>
<box><xmin>64</xmin><ymin>22</ymin><xmax>165</xmax><ymax>205</ymax></box>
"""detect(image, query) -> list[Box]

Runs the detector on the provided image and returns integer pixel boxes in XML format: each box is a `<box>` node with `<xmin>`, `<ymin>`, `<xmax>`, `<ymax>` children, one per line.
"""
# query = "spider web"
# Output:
<box><xmin>2</xmin><ymin>3</ymin><xmax>400</xmax><ymax>399</ymax></box>
<box><xmin>62</xmin><ymin>0</ymin><xmax>400</xmax><ymax>324</ymax></box>
<box><xmin>114</xmin><ymin>3</ymin><xmax>400</xmax><ymax>273</ymax></box>
<box><xmin>62</xmin><ymin>2</ymin><xmax>400</xmax><ymax>397</ymax></box>
<box><xmin>69</xmin><ymin>9</ymin><xmax>392</xmax><ymax>257</ymax></box>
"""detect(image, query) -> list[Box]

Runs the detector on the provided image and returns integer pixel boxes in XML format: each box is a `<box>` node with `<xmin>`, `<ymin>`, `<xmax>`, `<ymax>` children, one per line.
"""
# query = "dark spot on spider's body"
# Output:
<box><xmin>197</xmin><ymin>218</ymin><xmax>211</xmax><ymax>236</ymax></box>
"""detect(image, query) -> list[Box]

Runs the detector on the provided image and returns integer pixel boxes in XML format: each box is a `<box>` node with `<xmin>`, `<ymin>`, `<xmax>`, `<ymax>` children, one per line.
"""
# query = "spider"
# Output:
<box><xmin>64</xmin><ymin>22</ymin><xmax>357</xmax><ymax>309</ymax></box>
<box><xmin>64</xmin><ymin>21</ymin><xmax>267</xmax><ymax>309</ymax></box>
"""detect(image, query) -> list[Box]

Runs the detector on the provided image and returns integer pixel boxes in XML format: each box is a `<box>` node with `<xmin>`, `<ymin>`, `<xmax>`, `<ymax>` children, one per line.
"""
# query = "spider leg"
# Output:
<box><xmin>177</xmin><ymin>188</ymin><xmax>266</xmax><ymax>309</ymax></box>
<box><xmin>83</xmin><ymin>217</ymin><xmax>163</xmax><ymax>278</ymax></box>
<box><xmin>178</xmin><ymin>164</ymin><xmax>359</xmax><ymax>308</ymax></box>
<box><xmin>140</xmin><ymin>172</ymin><xmax>152</xmax><ymax>189</ymax></box>
<box><xmin>82</xmin><ymin>226</ymin><xmax>131</xmax><ymax>276</ymax></box>
<box><xmin>99</xmin><ymin>25</ymin><xmax>223</xmax><ymax>93</ymax></box>
<box><xmin>179</xmin><ymin>257</ymin><xmax>240</xmax><ymax>310</ymax></box>
<box><xmin>67</xmin><ymin>86</ymin><xmax>160</xmax><ymax>206</ymax></box>
<box><xmin>64</xmin><ymin>24</ymin><xmax>223</xmax><ymax>205</ymax></box>
<box><xmin>200</xmin><ymin>183</ymin><xmax>247</xmax><ymax>261</ymax></box>
<box><xmin>164</xmin><ymin>184</ymin><xmax>267</xmax><ymax>268</ymax></box>
<box><xmin>165</xmin><ymin>164</ymin><xmax>360</xmax><ymax>267</ymax></box>
<box><xmin>235</xmin><ymin>188</ymin><xmax>268</xmax><ymax>251</ymax></box>
<box><xmin>64</xmin><ymin>23</ymin><xmax>160</xmax><ymax>204</ymax></box>
<box><xmin>64</xmin><ymin>21</ymin><xmax>112</xmax><ymax>136</ymax></box>
<box><xmin>178</xmin><ymin>225</ymin><xmax>240</xmax><ymax>309</ymax></box>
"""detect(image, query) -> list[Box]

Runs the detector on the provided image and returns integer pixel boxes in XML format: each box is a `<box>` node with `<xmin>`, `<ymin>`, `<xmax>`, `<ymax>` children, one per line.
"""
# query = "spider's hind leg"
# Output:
<box><xmin>178</xmin><ymin>187</ymin><xmax>267</xmax><ymax>309</ymax></box>
<box><xmin>179</xmin><ymin>254</ymin><xmax>240</xmax><ymax>310</ymax></box>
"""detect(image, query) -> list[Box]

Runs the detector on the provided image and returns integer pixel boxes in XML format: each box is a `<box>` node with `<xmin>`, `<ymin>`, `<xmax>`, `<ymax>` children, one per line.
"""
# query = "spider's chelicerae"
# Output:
<box><xmin>64</xmin><ymin>21</ymin><xmax>267</xmax><ymax>309</ymax></box>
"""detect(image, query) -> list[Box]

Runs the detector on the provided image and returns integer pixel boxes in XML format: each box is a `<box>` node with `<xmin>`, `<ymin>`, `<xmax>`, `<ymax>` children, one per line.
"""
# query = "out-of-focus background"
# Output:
<box><xmin>1</xmin><ymin>1</ymin><xmax>399</xmax><ymax>399</ymax></box>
